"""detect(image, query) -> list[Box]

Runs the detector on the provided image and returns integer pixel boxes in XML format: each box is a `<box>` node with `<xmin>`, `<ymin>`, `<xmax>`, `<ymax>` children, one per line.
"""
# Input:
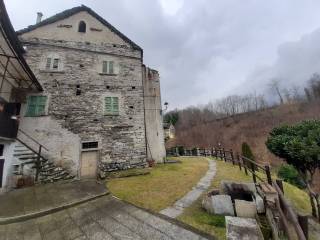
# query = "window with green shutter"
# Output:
<box><xmin>25</xmin><ymin>96</ymin><xmax>47</xmax><ymax>117</ymax></box>
<box><xmin>104</xmin><ymin>97</ymin><xmax>119</xmax><ymax>115</ymax></box>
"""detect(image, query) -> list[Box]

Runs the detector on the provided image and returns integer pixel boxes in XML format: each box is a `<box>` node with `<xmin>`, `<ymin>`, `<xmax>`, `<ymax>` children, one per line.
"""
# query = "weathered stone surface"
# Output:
<box><xmin>255</xmin><ymin>194</ymin><xmax>265</xmax><ymax>214</ymax></box>
<box><xmin>202</xmin><ymin>194</ymin><xmax>214</xmax><ymax>214</ymax></box>
<box><xmin>212</xmin><ymin>194</ymin><xmax>234</xmax><ymax>216</ymax></box>
<box><xmin>234</xmin><ymin>200</ymin><xmax>257</xmax><ymax>218</ymax></box>
<box><xmin>226</xmin><ymin>216</ymin><xmax>264</xmax><ymax>240</ymax></box>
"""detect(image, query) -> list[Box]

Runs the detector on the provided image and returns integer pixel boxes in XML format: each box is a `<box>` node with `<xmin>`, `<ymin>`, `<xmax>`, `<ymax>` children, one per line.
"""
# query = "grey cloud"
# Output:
<box><xmin>4</xmin><ymin>0</ymin><xmax>320</xmax><ymax>109</ymax></box>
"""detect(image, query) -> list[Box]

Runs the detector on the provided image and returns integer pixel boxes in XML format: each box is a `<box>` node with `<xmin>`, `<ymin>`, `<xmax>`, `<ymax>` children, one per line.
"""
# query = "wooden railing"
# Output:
<box><xmin>167</xmin><ymin>146</ymin><xmax>272</xmax><ymax>185</ymax></box>
<box><xmin>167</xmin><ymin>146</ymin><xmax>310</xmax><ymax>240</ymax></box>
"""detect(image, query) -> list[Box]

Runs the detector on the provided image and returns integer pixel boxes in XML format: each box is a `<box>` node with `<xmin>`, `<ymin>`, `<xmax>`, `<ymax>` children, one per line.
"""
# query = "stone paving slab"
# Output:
<box><xmin>0</xmin><ymin>180</ymin><xmax>108</xmax><ymax>224</ymax></box>
<box><xmin>0</xmin><ymin>195</ymin><xmax>214</xmax><ymax>240</ymax></box>
<box><xmin>160</xmin><ymin>159</ymin><xmax>217</xmax><ymax>218</ymax></box>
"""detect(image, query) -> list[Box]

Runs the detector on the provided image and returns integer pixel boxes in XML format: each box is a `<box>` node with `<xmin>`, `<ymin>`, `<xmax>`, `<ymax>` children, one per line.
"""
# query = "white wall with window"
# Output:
<box><xmin>40</xmin><ymin>53</ymin><xmax>64</xmax><ymax>72</ymax></box>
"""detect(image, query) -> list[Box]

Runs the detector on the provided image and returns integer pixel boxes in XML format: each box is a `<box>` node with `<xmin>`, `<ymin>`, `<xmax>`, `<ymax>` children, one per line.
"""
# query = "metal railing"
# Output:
<box><xmin>16</xmin><ymin>129</ymin><xmax>49</xmax><ymax>181</ymax></box>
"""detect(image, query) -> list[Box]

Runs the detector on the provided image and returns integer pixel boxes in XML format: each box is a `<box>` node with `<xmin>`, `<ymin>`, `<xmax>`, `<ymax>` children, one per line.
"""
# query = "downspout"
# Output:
<box><xmin>141</xmin><ymin>61</ymin><xmax>149</xmax><ymax>162</ymax></box>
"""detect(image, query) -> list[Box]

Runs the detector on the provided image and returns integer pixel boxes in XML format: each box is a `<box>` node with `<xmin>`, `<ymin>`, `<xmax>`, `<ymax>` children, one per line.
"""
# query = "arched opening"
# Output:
<box><xmin>78</xmin><ymin>21</ymin><xmax>86</xmax><ymax>33</ymax></box>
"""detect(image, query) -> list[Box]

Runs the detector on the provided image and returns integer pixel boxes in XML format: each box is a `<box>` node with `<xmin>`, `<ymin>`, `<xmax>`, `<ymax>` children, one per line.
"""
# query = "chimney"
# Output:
<box><xmin>36</xmin><ymin>12</ymin><xmax>43</xmax><ymax>24</ymax></box>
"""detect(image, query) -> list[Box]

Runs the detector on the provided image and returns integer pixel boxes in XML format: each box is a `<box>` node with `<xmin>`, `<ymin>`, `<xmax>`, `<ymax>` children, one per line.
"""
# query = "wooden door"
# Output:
<box><xmin>80</xmin><ymin>151</ymin><xmax>98</xmax><ymax>178</ymax></box>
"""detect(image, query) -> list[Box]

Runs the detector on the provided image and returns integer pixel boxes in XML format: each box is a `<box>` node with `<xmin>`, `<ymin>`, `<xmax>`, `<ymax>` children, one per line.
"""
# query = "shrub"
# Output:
<box><xmin>241</xmin><ymin>142</ymin><xmax>255</xmax><ymax>160</ymax></box>
<box><xmin>277</xmin><ymin>164</ymin><xmax>305</xmax><ymax>189</ymax></box>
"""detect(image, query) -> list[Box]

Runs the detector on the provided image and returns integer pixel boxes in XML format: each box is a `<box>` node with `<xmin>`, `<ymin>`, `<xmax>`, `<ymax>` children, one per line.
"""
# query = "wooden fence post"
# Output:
<box><xmin>265</xmin><ymin>165</ymin><xmax>272</xmax><ymax>185</ymax></box>
<box><xmin>243</xmin><ymin>157</ymin><xmax>248</xmax><ymax>175</ymax></box>
<box><xmin>230</xmin><ymin>149</ymin><xmax>234</xmax><ymax>165</ymax></box>
<box><xmin>237</xmin><ymin>154</ymin><xmax>242</xmax><ymax>170</ymax></box>
<box><xmin>276</xmin><ymin>179</ymin><xmax>284</xmax><ymax>193</ymax></box>
<box><xmin>251</xmin><ymin>162</ymin><xmax>256</xmax><ymax>183</ymax></box>
<box><xmin>298</xmin><ymin>215</ymin><xmax>309</xmax><ymax>240</ymax></box>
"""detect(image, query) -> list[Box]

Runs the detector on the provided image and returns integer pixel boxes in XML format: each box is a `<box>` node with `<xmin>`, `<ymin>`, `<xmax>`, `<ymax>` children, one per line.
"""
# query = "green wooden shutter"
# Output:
<box><xmin>112</xmin><ymin>97</ymin><xmax>119</xmax><ymax>114</ymax></box>
<box><xmin>45</xmin><ymin>58</ymin><xmax>51</xmax><ymax>69</ymax></box>
<box><xmin>105</xmin><ymin>97</ymin><xmax>119</xmax><ymax>115</ymax></box>
<box><xmin>26</xmin><ymin>96</ymin><xmax>47</xmax><ymax>117</ymax></box>
<box><xmin>102</xmin><ymin>61</ymin><xmax>108</xmax><ymax>73</ymax></box>
<box><xmin>36</xmin><ymin>96</ymin><xmax>47</xmax><ymax>115</ymax></box>
<box><xmin>26</xmin><ymin>96</ymin><xmax>37</xmax><ymax>116</ymax></box>
<box><xmin>109</xmin><ymin>61</ymin><xmax>114</xmax><ymax>74</ymax></box>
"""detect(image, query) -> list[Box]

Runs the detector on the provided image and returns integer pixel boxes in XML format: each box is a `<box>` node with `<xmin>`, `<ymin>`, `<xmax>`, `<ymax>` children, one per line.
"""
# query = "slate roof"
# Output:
<box><xmin>17</xmin><ymin>5</ymin><xmax>142</xmax><ymax>51</ymax></box>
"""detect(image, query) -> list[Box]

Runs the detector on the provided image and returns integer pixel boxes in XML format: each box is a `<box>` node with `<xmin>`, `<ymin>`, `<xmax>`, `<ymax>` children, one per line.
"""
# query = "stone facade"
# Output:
<box><xmin>143</xmin><ymin>66</ymin><xmax>166</xmax><ymax>163</ymax></box>
<box><xmin>16</xmin><ymin>6</ymin><xmax>165</xmax><ymax>178</ymax></box>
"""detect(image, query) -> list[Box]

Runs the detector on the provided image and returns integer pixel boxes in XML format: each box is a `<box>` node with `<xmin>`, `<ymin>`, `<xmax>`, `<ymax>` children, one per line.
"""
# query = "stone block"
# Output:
<box><xmin>226</xmin><ymin>216</ymin><xmax>264</xmax><ymax>240</ymax></box>
<box><xmin>254</xmin><ymin>194</ymin><xmax>265</xmax><ymax>214</ymax></box>
<box><xmin>212</xmin><ymin>195</ymin><xmax>234</xmax><ymax>216</ymax></box>
<box><xmin>202</xmin><ymin>195</ymin><xmax>214</xmax><ymax>214</ymax></box>
<box><xmin>235</xmin><ymin>200</ymin><xmax>257</xmax><ymax>218</ymax></box>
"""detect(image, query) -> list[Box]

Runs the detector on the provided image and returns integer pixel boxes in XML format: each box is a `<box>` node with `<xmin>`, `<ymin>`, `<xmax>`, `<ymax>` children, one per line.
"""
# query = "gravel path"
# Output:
<box><xmin>160</xmin><ymin>158</ymin><xmax>216</xmax><ymax>218</ymax></box>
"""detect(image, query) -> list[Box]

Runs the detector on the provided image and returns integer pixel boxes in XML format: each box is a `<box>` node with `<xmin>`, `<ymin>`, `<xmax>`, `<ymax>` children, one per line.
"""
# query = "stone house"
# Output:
<box><xmin>0</xmin><ymin>3</ymin><xmax>165</xmax><ymax>191</ymax></box>
<box><xmin>164</xmin><ymin>123</ymin><xmax>175</xmax><ymax>140</ymax></box>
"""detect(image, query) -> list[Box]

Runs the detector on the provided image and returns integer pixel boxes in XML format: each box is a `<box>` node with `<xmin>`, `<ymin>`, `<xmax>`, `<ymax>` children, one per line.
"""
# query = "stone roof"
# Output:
<box><xmin>17</xmin><ymin>5</ymin><xmax>142</xmax><ymax>51</ymax></box>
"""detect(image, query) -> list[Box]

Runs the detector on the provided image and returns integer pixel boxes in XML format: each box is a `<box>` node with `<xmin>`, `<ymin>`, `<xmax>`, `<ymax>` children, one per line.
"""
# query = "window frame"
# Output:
<box><xmin>104</xmin><ymin>96</ymin><xmax>119</xmax><ymax>116</ymax></box>
<box><xmin>101</xmin><ymin>60</ymin><xmax>116</xmax><ymax>75</ymax></box>
<box><xmin>25</xmin><ymin>95</ymin><xmax>48</xmax><ymax>117</ymax></box>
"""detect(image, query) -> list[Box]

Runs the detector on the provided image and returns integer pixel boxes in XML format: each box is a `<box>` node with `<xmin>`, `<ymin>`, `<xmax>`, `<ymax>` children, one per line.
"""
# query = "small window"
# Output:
<box><xmin>102</xmin><ymin>61</ymin><xmax>115</xmax><ymax>74</ymax></box>
<box><xmin>52</xmin><ymin>58</ymin><xmax>59</xmax><ymax>69</ymax></box>
<box><xmin>78</xmin><ymin>21</ymin><xmax>86</xmax><ymax>33</ymax></box>
<box><xmin>45</xmin><ymin>57</ymin><xmax>60</xmax><ymax>71</ymax></box>
<box><xmin>25</xmin><ymin>96</ymin><xmax>47</xmax><ymax>117</ymax></box>
<box><xmin>82</xmin><ymin>141</ymin><xmax>98</xmax><ymax>149</ymax></box>
<box><xmin>104</xmin><ymin>97</ymin><xmax>119</xmax><ymax>115</ymax></box>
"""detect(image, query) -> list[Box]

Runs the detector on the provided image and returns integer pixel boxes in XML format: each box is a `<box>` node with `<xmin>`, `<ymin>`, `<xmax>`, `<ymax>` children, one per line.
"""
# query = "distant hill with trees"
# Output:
<box><xmin>166</xmin><ymin>74</ymin><xmax>320</xmax><ymax>191</ymax></box>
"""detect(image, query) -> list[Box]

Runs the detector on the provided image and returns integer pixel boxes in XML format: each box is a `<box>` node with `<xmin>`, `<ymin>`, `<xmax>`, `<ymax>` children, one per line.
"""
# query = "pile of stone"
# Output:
<box><xmin>202</xmin><ymin>181</ymin><xmax>265</xmax><ymax>240</ymax></box>
<box><xmin>202</xmin><ymin>181</ymin><xmax>265</xmax><ymax>218</ymax></box>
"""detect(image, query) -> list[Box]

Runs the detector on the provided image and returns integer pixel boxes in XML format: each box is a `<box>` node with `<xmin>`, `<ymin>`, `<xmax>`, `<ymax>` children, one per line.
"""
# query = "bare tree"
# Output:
<box><xmin>269</xmin><ymin>79</ymin><xmax>284</xmax><ymax>104</ymax></box>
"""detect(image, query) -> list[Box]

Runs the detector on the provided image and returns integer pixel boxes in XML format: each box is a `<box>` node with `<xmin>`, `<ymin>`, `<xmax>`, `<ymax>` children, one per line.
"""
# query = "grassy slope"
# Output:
<box><xmin>178</xmin><ymin>159</ymin><xmax>313</xmax><ymax>240</ymax></box>
<box><xmin>178</xmin><ymin>160</ymin><xmax>252</xmax><ymax>240</ymax></box>
<box><xmin>107</xmin><ymin>157</ymin><xmax>208</xmax><ymax>212</ymax></box>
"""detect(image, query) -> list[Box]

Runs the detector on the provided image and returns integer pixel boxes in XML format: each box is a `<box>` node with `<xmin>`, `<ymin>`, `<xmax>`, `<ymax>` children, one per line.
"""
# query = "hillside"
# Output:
<box><xmin>167</xmin><ymin>100</ymin><xmax>320</xmax><ymax>191</ymax></box>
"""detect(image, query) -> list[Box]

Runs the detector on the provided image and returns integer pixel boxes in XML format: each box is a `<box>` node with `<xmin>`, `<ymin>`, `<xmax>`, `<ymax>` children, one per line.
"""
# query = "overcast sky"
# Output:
<box><xmin>4</xmin><ymin>0</ymin><xmax>320</xmax><ymax>109</ymax></box>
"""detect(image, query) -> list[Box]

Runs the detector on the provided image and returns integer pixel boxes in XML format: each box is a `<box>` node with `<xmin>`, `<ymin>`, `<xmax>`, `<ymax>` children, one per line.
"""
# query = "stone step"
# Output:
<box><xmin>14</xmin><ymin>153</ymin><xmax>37</xmax><ymax>157</ymax></box>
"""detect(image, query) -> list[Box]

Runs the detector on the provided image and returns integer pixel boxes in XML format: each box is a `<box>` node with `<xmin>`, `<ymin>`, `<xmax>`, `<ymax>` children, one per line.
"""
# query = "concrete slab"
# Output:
<box><xmin>226</xmin><ymin>216</ymin><xmax>264</xmax><ymax>240</ymax></box>
<box><xmin>234</xmin><ymin>200</ymin><xmax>256</xmax><ymax>218</ymax></box>
<box><xmin>0</xmin><ymin>179</ymin><xmax>108</xmax><ymax>224</ymax></box>
<box><xmin>0</xmin><ymin>195</ymin><xmax>214</xmax><ymax>240</ymax></box>
<box><xmin>212</xmin><ymin>195</ymin><xmax>234</xmax><ymax>216</ymax></box>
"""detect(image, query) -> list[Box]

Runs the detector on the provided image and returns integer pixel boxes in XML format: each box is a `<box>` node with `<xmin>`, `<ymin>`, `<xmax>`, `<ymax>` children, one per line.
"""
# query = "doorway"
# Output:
<box><xmin>80</xmin><ymin>150</ymin><xmax>98</xmax><ymax>178</ymax></box>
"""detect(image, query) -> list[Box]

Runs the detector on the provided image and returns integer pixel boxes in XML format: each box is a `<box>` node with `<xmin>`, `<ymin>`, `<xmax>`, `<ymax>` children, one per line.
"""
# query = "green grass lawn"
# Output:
<box><xmin>107</xmin><ymin>157</ymin><xmax>314</xmax><ymax>240</ymax></box>
<box><xmin>107</xmin><ymin>157</ymin><xmax>209</xmax><ymax>211</ymax></box>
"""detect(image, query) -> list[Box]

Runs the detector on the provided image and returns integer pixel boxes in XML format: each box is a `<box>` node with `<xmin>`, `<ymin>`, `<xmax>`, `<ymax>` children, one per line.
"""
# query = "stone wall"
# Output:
<box><xmin>143</xmin><ymin>66</ymin><xmax>166</xmax><ymax>163</ymax></box>
<box><xmin>19</xmin><ymin>37</ymin><xmax>147</xmax><ymax>176</ymax></box>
